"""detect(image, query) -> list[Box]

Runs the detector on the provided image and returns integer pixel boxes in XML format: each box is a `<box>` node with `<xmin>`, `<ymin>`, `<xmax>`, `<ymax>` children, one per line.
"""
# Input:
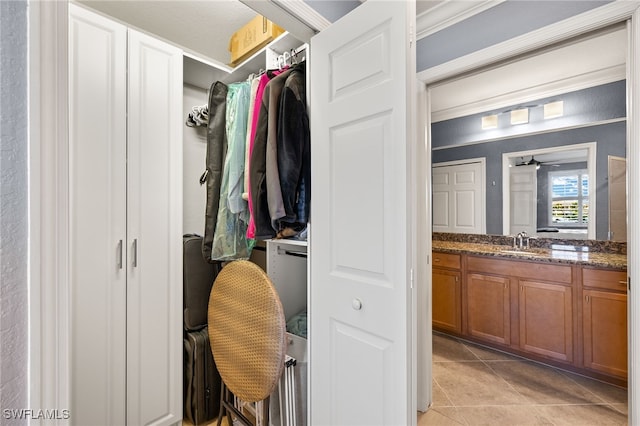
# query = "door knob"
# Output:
<box><xmin>352</xmin><ymin>298</ymin><xmax>362</xmax><ymax>310</ymax></box>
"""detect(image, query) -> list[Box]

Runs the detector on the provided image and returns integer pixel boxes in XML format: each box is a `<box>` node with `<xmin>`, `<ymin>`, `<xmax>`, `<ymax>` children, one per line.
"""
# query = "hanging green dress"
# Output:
<box><xmin>211</xmin><ymin>81</ymin><xmax>255</xmax><ymax>261</ymax></box>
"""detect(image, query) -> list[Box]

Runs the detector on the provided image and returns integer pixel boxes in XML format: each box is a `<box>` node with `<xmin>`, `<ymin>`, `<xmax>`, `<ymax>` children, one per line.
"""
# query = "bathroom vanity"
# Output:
<box><xmin>432</xmin><ymin>235</ymin><xmax>627</xmax><ymax>386</ymax></box>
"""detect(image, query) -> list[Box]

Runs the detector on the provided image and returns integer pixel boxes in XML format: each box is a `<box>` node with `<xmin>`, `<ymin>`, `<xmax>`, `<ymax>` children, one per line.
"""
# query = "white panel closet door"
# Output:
<box><xmin>310</xmin><ymin>1</ymin><xmax>415</xmax><ymax>424</ymax></box>
<box><xmin>69</xmin><ymin>5</ymin><xmax>127</xmax><ymax>425</ymax></box>
<box><xmin>509</xmin><ymin>165</ymin><xmax>538</xmax><ymax>236</ymax></box>
<box><xmin>432</xmin><ymin>161</ymin><xmax>485</xmax><ymax>234</ymax></box>
<box><xmin>126</xmin><ymin>29</ymin><xmax>183</xmax><ymax>426</ymax></box>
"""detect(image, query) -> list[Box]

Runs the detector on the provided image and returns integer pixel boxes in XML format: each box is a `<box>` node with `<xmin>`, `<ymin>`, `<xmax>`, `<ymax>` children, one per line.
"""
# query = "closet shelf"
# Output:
<box><xmin>183</xmin><ymin>31</ymin><xmax>303</xmax><ymax>89</ymax></box>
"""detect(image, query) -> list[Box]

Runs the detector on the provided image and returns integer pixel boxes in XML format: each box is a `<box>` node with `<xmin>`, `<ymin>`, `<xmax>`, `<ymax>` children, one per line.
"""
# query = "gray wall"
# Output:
<box><xmin>303</xmin><ymin>0</ymin><xmax>360</xmax><ymax>23</ymax></box>
<box><xmin>0</xmin><ymin>0</ymin><xmax>29</xmax><ymax>420</ymax></box>
<box><xmin>416</xmin><ymin>0</ymin><xmax>611</xmax><ymax>72</ymax></box>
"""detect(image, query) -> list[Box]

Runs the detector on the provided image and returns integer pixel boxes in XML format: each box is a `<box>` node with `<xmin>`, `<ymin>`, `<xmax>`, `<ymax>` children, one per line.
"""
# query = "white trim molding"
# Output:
<box><xmin>627</xmin><ymin>9</ymin><xmax>640</xmax><ymax>426</ymax></box>
<box><xmin>416</xmin><ymin>0</ymin><xmax>504</xmax><ymax>40</ymax></box>
<box><xmin>431</xmin><ymin>64</ymin><xmax>626</xmax><ymax>123</ymax></box>
<box><xmin>29</xmin><ymin>1</ymin><xmax>71</xmax><ymax>424</ymax></box>
<box><xmin>239</xmin><ymin>0</ymin><xmax>323</xmax><ymax>42</ymax></box>
<box><xmin>272</xmin><ymin>0</ymin><xmax>330</xmax><ymax>32</ymax></box>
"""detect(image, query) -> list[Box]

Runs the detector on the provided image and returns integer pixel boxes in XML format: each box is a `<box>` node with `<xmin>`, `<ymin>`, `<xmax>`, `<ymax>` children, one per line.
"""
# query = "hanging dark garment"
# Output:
<box><xmin>277</xmin><ymin>64</ymin><xmax>310</xmax><ymax>231</ymax></box>
<box><xmin>250</xmin><ymin>68</ymin><xmax>292</xmax><ymax>240</ymax></box>
<box><xmin>201</xmin><ymin>81</ymin><xmax>228</xmax><ymax>262</ymax></box>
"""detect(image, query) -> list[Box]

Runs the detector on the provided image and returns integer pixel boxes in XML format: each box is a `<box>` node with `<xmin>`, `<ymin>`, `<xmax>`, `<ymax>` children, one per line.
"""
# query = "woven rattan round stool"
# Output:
<box><xmin>208</xmin><ymin>260</ymin><xmax>286</xmax><ymax>426</ymax></box>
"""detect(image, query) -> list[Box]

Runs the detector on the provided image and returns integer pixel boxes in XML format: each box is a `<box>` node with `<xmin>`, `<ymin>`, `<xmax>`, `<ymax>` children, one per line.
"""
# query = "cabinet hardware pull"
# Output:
<box><xmin>619</xmin><ymin>281</ymin><xmax>626</xmax><ymax>285</ymax></box>
<box><xmin>585</xmin><ymin>295</ymin><xmax>590</xmax><ymax>303</ymax></box>
<box><xmin>455</xmin><ymin>276</ymin><xmax>459</xmax><ymax>283</ymax></box>
<box><xmin>117</xmin><ymin>240</ymin><xmax>123</xmax><ymax>269</ymax></box>
<box><xmin>434</xmin><ymin>258</ymin><xmax>440</xmax><ymax>262</ymax></box>
<box><xmin>132</xmin><ymin>239</ymin><xmax>138</xmax><ymax>267</ymax></box>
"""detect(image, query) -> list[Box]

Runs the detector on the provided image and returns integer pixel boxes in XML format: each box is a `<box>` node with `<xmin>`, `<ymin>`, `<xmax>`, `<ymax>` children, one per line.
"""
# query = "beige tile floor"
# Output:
<box><xmin>185</xmin><ymin>332</ymin><xmax>627</xmax><ymax>425</ymax></box>
<box><xmin>418</xmin><ymin>332</ymin><xmax>628</xmax><ymax>425</ymax></box>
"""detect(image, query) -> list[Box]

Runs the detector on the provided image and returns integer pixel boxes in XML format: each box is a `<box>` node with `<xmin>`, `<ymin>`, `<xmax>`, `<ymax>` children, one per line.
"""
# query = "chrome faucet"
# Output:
<box><xmin>516</xmin><ymin>231</ymin><xmax>528</xmax><ymax>249</ymax></box>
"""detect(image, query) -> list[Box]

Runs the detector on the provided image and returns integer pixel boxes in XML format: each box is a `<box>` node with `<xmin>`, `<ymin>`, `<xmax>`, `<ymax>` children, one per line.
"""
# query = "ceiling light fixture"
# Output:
<box><xmin>481</xmin><ymin>114</ymin><xmax>498</xmax><ymax>129</ymax></box>
<box><xmin>510</xmin><ymin>108</ymin><xmax>529</xmax><ymax>125</ymax></box>
<box><xmin>544</xmin><ymin>101</ymin><xmax>564</xmax><ymax>119</ymax></box>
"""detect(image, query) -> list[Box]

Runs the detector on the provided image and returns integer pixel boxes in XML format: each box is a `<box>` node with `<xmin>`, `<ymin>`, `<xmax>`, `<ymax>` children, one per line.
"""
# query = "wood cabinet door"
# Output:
<box><xmin>519</xmin><ymin>280</ymin><xmax>573</xmax><ymax>362</ymax></box>
<box><xmin>467</xmin><ymin>273</ymin><xmax>511</xmax><ymax>345</ymax></box>
<box><xmin>433</xmin><ymin>269</ymin><xmax>462</xmax><ymax>333</ymax></box>
<box><xmin>583</xmin><ymin>289</ymin><xmax>628</xmax><ymax>378</ymax></box>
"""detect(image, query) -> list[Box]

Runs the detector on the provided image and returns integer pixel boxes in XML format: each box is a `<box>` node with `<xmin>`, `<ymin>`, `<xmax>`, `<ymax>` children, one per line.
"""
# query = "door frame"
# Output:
<box><xmin>417</xmin><ymin>2</ymin><xmax>639</xmax><ymax>422</ymax></box>
<box><xmin>502</xmin><ymin>142</ymin><xmax>597</xmax><ymax>238</ymax></box>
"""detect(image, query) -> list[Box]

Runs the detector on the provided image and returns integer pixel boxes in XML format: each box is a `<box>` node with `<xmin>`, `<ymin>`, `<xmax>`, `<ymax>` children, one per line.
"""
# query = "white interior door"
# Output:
<box><xmin>432</xmin><ymin>160</ymin><xmax>485</xmax><ymax>234</ymax></box>
<box><xmin>509</xmin><ymin>165</ymin><xmax>538</xmax><ymax>236</ymax></box>
<box><xmin>69</xmin><ymin>5</ymin><xmax>127</xmax><ymax>425</ymax></box>
<box><xmin>310</xmin><ymin>1</ymin><xmax>415</xmax><ymax>424</ymax></box>
<box><xmin>608</xmin><ymin>155</ymin><xmax>627</xmax><ymax>241</ymax></box>
<box><xmin>126</xmin><ymin>29</ymin><xmax>183</xmax><ymax>426</ymax></box>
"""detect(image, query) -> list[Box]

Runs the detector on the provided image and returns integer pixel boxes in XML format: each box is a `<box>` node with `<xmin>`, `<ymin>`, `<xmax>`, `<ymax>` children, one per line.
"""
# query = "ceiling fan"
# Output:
<box><xmin>516</xmin><ymin>155</ymin><xmax>542</xmax><ymax>169</ymax></box>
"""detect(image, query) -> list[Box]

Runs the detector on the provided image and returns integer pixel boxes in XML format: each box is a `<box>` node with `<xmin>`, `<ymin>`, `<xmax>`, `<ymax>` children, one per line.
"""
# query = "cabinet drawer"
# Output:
<box><xmin>467</xmin><ymin>256</ymin><xmax>572</xmax><ymax>284</ymax></box>
<box><xmin>582</xmin><ymin>268</ymin><xmax>627</xmax><ymax>291</ymax></box>
<box><xmin>432</xmin><ymin>252</ymin><xmax>461</xmax><ymax>270</ymax></box>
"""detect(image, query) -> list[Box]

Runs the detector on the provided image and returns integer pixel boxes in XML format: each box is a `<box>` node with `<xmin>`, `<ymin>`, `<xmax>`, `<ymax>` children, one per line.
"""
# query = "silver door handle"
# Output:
<box><xmin>132</xmin><ymin>239</ymin><xmax>138</xmax><ymax>267</ymax></box>
<box><xmin>117</xmin><ymin>240</ymin><xmax>123</xmax><ymax>269</ymax></box>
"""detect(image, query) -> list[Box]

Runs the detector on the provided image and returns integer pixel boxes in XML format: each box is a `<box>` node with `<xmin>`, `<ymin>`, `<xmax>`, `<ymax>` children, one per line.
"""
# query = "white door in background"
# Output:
<box><xmin>432</xmin><ymin>160</ymin><xmax>485</xmax><ymax>234</ymax></box>
<box><xmin>509</xmin><ymin>164</ymin><xmax>538</xmax><ymax>236</ymax></box>
<box><xmin>310</xmin><ymin>0</ymin><xmax>415</xmax><ymax>424</ymax></box>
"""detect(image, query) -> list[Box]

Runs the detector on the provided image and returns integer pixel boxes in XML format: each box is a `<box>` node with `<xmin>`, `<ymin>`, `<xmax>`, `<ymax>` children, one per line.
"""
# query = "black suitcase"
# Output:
<box><xmin>183</xmin><ymin>234</ymin><xmax>220</xmax><ymax>331</ymax></box>
<box><xmin>184</xmin><ymin>327</ymin><xmax>221</xmax><ymax>424</ymax></box>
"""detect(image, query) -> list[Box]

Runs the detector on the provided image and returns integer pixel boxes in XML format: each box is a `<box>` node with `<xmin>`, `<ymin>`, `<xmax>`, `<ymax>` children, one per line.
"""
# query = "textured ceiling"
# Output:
<box><xmin>76</xmin><ymin>0</ymin><xmax>258</xmax><ymax>64</ymax></box>
<box><xmin>76</xmin><ymin>1</ymin><xmax>441</xmax><ymax>65</ymax></box>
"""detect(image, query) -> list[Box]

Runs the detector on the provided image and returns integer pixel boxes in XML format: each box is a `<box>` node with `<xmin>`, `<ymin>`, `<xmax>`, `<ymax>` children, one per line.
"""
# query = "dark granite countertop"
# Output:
<box><xmin>432</xmin><ymin>240</ymin><xmax>627</xmax><ymax>270</ymax></box>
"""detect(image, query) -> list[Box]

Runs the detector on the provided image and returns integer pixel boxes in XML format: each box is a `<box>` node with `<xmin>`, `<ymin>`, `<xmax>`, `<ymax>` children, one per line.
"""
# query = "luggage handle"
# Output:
<box><xmin>117</xmin><ymin>240</ymin><xmax>123</xmax><ymax>269</ymax></box>
<box><xmin>132</xmin><ymin>239</ymin><xmax>138</xmax><ymax>267</ymax></box>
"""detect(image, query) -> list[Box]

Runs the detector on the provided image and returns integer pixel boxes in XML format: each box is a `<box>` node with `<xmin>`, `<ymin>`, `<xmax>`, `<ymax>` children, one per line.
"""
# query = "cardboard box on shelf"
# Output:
<box><xmin>228</xmin><ymin>15</ymin><xmax>285</xmax><ymax>66</ymax></box>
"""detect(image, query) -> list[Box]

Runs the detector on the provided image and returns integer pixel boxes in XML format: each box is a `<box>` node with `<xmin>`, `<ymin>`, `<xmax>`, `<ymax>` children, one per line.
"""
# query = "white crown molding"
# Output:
<box><xmin>418</xmin><ymin>1</ymin><xmax>640</xmax><ymax>84</ymax></box>
<box><xmin>416</xmin><ymin>0</ymin><xmax>505</xmax><ymax>40</ymax></box>
<box><xmin>240</xmin><ymin>0</ymin><xmax>327</xmax><ymax>43</ymax></box>
<box><xmin>273</xmin><ymin>0</ymin><xmax>331</xmax><ymax>32</ymax></box>
<box><xmin>431</xmin><ymin>64</ymin><xmax>627</xmax><ymax>122</ymax></box>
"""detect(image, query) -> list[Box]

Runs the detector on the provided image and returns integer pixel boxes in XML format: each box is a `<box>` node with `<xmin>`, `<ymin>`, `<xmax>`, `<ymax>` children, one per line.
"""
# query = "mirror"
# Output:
<box><xmin>503</xmin><ymin>144</ymin><xmax>595</xmax><ymax>240</ymax></box>
<box><xmin>430</xmin><ymin>25</ymin><xmax>627</xmax><ymax>241</ymax></box>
